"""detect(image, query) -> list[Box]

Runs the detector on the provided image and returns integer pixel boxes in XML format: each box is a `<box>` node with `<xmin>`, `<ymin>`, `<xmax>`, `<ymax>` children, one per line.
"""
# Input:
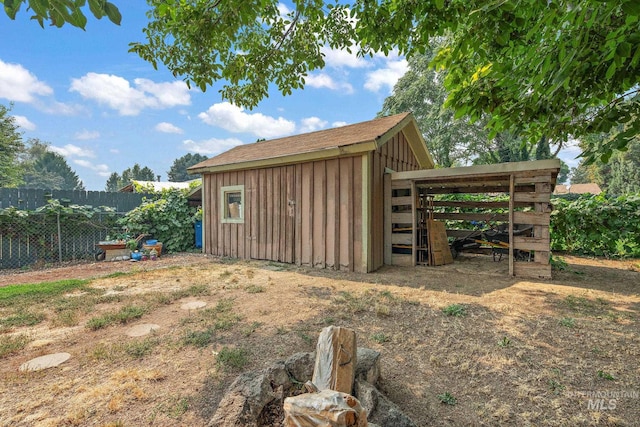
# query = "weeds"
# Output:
<box><xmin>371</xmin><ymin>332</ymin><xmax>390</xmax><ymax>344</ymax></box>
<box><xmin>216</xmin><ymin>347</ymin><xmax>249</xmax><ymax>370</ymax></box>
<box><xmin>437</xmin><ymin>392</ymin><xmax>457</xmax><ymax>405</ymax></box>
<box><xmin>597</xmin><ymin>370</ymin><xmax>616</xmax><ymax>381</ymax></box>
<box><xmin>442</xmin><ymin>304</ymin><xmax>467</xmax><ymax>317</ymax></box>
<box><xmin>0</xmin><ymin>334</ymin><xmax>30</xmax><ymax>358</ymax></box>
<box><xmin>559</xmin><ymin>317</ymin><xmax>576</xmax><ymax>328</ymax></box>
<box><xmin>0</xmin><ymin>310</ymin><xmax>45</xmax><ymax>328</ymax></box>
<box><xmin>182</xmin><ymin>328</ymin><xmax>215</xmax><ymax>348</ymax></box>
<box><xmin>245</xmin><ymin>285</ymin><xmax>265</xmax><ymax>294</ymax></box>
<box><xmin>498</xmin><ymin>337</ymin><xmax>511</xmax><ymax>348</ymax></box>
<box><xmin>86</xmin><ymin>305</ymin><xmax>147</xmax><ymax>330</ymax></box>
<box><xmin>548</xmin><ymin>379</ymin><xmax>565</xmax><ymax>395</ymax></box>
<box><xmin>242</xmin><ymin>322</ymin><xmax>262</xmax><ymax>337</ymax></box>
<box><xmin>123</xmin><ymin>337</ymin><xmax>160</xmax><ymax>359</ymax></box>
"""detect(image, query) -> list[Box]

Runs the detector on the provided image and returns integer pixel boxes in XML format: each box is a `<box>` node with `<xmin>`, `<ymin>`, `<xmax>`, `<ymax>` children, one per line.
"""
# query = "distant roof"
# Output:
<box><xmin>119</xmin><ymin>180</ymin><xmax>200</xmax><ymax>193</ymax></box>
<box><xmin>189</xmin><ymin>112</ymin><xmax>434</xmax><ymax>174</ymax></box>
<box><xmin>553</xmin><ymin>183</ymin><xmax>602</xmax><ymax>195</ymax></box>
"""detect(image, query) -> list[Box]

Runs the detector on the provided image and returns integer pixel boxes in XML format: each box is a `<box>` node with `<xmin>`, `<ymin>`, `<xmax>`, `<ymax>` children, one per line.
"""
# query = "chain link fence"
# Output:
<box><xmin>0</xmin><ymin>211</ymin><xmax>126</xmax><ymax>271</ymax></box>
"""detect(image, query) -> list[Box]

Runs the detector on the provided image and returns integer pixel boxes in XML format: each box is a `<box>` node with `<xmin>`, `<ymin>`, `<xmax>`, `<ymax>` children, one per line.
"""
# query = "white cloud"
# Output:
<box><xmin>109</xmin><ymin>148</ymin><xmax>120</xmax><ymax>154</ymax></box>
<box><xmin>332</xmin><ymin>121</ymin><xmax>348</xmax><ymax>128</ymax></box>
<box><xmin>299</xmin><ymin>117</ymin><xmax>328</xmax><ymax>133</ymax></box>
<box><xmin>183</xmin><ymin>137</ymin><xmax>245</xmax><ymax>155</ymax></box>
<box><xmin>277</xmin><ymin>2</ymin><xmax>291</xmax><ymax>15</ymax></box>
<box><xmin>73</xmin><ymin>159</ymin><xmax>111</xmax><ymax>177</ymax></box>
<box><xmin>50</xmin><ymin>144</ymin><xmax>96</xmax><ymax>158</ymax></box>
<box><xmin>305</xmin><ymin>73</ymin><xmax>354</xmax><ymax>94</ymax></box>
<box><xmin>198</xmin><ymin>102</ymin><xmax>296</xmax><ymax>138</ymax></box>
<box><xmin>40</xmin><ymin>100</ymin><xmax>81</xmax><ymax>116</ymax></box>
<box><xmin>558</xmin><ymin>140</ymin><xmax>582</xmax><ymax>169</ymax></box>
<box><xmin>12</xmin><ymin>115</ymin><xmax>36</xmax><ymax>130</ymax></box>
<box><xmin>321</xmin><ymin>46</ymin><xmax>371</xmax><ymax>69</ymax></box>
<box><xmin>70</xmin><ymin>73</ymin><xmax>191</xmax><ymax>116</ymax></box>
<box><xmin>0</xmin><ymin>60</ymin><xmax>52</xmax><ymax>103</ymax></box>
<box><xmin>74</xmin><ymin>130</ymin><xmax>100</xmax><ymax>140</ymax></box>
<box><xmin>364</xmin><ymin>59</ymin><xmax>409</xmax><ymax>93</ymax></box>
<box><xmin>155</xmin><ymin>122</ymin><xmax>184</xmax><ymax>134</ymax></box>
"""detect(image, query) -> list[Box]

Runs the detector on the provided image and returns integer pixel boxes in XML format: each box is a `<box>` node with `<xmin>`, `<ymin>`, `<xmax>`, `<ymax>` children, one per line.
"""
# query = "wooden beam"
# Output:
<box><xmin>392</xmin><ymin>179</ymin><xmax>412</xmax><ymax>190</ymax></box>
<box><xmin>392</xmin><ymin>196</ymin><xmax>413</xmax><ymax>206</ymax></box>
<box><xmin>513</xmin><ymin>261</ymin><xmax>552</xmax><ymax>279</ymax></box>
<box><xmin>514</xmin><ymin>192</ymin><xmax>552</xmax><ymax>203</ymax></box>
<box><xmin>432</xmin><ymin>200</ymin><xmax>528</xmax><ymax>209</ymax></box>
<box><xmin>391</xmin><ymin>233</ymin><xmax>412</xmax><ymax>245</ymax></box>
<box><xmin>433</xmin><ymin>212</ymin><xmax>510</xmax><ymax>222</ymax></box>
<box><xmin>418</xmin><ymin>185</ymin><xmax>534</xmax><ymax>194</ymax></box>
<box><xmin>391</xmin><ymin>212</ymin><xmax>413</xmax><ymax>223</ymax></box>
<box><xmin>513</xmin><ymin>236</ymin><xmax>551</xmax><ymax>251</ymax></box>
<box><xmin>391</xmin><ymin>159</ymin><xmax>561</xmax><ymax>181</ymax></box>
<box><xmin>513</xmin><ymin>211</ymin><xmax>550</xmax><ymax>226</ymax></box>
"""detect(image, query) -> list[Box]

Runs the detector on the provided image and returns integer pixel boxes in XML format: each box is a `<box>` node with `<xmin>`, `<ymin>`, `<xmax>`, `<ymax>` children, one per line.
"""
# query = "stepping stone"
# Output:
<box><xmin>181</xmin><ymin>301</ymin><xmax>207</xmax><ymax>310</ymax></box>
<box><xmin>20</xmin><ymin>353</ymin><xmax>71</xmax><ymax>372</ymax></box>
<box><xmin>126</xmin><ymin>323</ymin><xmax>160</xmax><ymax>337</ymax></box>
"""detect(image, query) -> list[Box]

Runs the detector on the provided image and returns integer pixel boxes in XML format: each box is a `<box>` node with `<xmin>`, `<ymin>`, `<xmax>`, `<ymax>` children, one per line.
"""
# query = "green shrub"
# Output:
<box><xmin>120</xmin><ymin>189</ymin><xmax>198</xmax><ymax>253</ymax></box>
<box><xmin>551</xmin><ymin>193</ymin><xmax>640</xmax><ymax>258</ymax></box>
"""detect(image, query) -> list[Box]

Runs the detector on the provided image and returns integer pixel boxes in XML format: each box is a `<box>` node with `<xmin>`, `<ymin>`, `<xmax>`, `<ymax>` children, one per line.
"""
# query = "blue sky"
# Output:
<box><xmin>0</xmin><ymin>3</ymin><xmax>580</xmax><ymax>190</ymax></box>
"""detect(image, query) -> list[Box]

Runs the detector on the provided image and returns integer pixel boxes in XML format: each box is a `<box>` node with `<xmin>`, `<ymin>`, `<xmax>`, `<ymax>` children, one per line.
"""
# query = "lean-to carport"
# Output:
<box><xmin>384</xmin><ymin>159</ymin><xmax>561</xmax><ymax>278</ymax></box>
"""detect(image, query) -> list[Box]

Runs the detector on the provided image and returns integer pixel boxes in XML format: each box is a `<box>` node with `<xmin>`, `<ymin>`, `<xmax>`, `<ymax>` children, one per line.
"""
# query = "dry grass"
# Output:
<box><xmin>0</xmin><ymin>254</ymin><xmax>638</xmax><ymax>426</ymax></box>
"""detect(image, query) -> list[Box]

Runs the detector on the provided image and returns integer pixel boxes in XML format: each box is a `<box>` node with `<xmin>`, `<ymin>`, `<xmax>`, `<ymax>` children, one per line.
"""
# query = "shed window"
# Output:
<box><xmin>221</xmin><ymin>185</ymin><xmax>244</xmax><ymax>223</ymax></box>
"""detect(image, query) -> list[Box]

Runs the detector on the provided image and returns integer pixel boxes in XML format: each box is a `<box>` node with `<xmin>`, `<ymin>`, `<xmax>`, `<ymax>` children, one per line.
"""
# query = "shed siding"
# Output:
<box><xmin>203</xmin><ymin>156</ymin><xmax>365</xmax><ymax>271</ymax></box>
<box><xmin>370</xmin><ymin>131</ymin><xmax>422</xmax><ymax>270</ymax></box>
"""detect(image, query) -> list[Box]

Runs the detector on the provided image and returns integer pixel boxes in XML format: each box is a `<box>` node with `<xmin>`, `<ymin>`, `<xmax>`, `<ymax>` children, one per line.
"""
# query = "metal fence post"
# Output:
<box><xmin>57</xmin><ymin>212</ymin><xmax>63</xmax><ymax>264</ymax></box>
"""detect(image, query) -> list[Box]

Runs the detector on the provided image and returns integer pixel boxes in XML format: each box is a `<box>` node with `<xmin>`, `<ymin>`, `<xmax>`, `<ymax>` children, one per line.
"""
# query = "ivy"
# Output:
<box><xmin>551</xmin><ymin>193</ymin><xmax>640</xmax><ymax>258</ymax></box>
<box><xmin>119</xmin><ymin>189</ymin><xmax>198</xmax><ymax>253</ymax></box>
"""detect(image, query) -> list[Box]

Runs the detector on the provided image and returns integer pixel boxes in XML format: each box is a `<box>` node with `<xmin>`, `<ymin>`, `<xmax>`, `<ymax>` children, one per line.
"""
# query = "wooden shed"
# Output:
<box><xmin>188</xmin><ymin>112</ymin><xmax>434</xmax><ymax>273</ymax></box>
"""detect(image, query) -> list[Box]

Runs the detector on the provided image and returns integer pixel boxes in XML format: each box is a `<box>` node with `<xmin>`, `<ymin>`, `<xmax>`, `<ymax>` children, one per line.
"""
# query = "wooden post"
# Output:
<box><xmin>411</xmin><ymin>180</ymin><xmax>417</xmax><ymax>267</ymax></box>
<box><xmin>509</xmin><ymin>174</ymin><xmax>515</xmax><ymax>277</ymax></box>
<box><xmin>383</xmin><ymin>173</ymin><xmax>392</xmax><ymax>265</ymax></box>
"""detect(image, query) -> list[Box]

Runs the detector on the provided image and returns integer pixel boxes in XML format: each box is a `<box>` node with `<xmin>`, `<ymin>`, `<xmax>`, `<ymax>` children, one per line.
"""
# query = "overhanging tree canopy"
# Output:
<box><xmin>4</xmin><ymin>1</ymin><xmax>639</xmax><ymax>161</ymax></box>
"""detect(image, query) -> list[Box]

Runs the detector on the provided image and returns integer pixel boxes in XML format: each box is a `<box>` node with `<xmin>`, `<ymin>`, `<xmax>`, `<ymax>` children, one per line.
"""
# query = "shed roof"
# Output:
<box><xmin>189</xmin><ymin>112</ymin><xmax>434</xmax><ymax>174</ymax></box>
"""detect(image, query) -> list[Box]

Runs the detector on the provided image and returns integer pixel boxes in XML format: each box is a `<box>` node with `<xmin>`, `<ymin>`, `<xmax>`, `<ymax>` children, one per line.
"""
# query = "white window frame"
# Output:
<box><xmin>220</xmin><ymin>185</ymin><xmax>244</xmax><ymax>223</ymax></box>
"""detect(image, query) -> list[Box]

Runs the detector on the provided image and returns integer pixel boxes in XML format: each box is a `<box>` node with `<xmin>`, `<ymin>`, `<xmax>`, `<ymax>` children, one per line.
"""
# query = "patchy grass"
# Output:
<box><xmin>0</xmin><ymin>334</ymin><xmax>30</xmax><ymax>358</ymax></box>
<box><xmin>0</xmin><ymin>310</ymin><xmax>45</xmax><ymax>328</ymax></box>
<box><xmin>216</xmin><ymin>347</ymin><xmax>249</xmax><ymax>371</ymax></box>
<box><xmin>0</xmin><ymin>279</ymin><xmax>89</xmax><ymax>305</ymax></box>
<box><xmin>86</xmin><ymin>305</ymin><xmax>147</xmax><ymax>330</ymax></box>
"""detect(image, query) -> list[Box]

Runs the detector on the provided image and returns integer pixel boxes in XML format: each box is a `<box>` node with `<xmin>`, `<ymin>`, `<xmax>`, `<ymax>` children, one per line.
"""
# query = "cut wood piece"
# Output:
<box><xmin>428</xmin><ymin>220</ymin><xmax>454</xmax><ymax>266</ymax></box>
<box><xmin>283</xmin><ymin>389</ymin><xmax>368</xmax><ymax>427</ymax></box>
<box><xmin>312</xmin><ymin>326</ymin><xmax>357</xmax><ymax>395</ymax></box>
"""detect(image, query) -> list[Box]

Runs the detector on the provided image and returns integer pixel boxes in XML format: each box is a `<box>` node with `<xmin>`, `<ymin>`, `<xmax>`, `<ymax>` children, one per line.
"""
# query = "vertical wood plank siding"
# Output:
<box><xmin>203</xmin><ymin>156</ymin><xmax>365</xmax><ymax>271</ymax></box>
<box><xmin>370</xmin><ymin>131</ymin><xmax>422</xmax><ymax>270</ymax></box>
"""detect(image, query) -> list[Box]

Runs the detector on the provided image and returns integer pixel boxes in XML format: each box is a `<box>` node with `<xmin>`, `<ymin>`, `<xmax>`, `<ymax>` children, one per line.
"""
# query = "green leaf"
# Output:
<box><xmin>104</xmin><ymin>2</ymin><xmax>121</xmax><ymax>25</ymax></box>
<box><xmin>605</xmin><ymin>61</ymin><xmax>617</xmax><ymax>79</ymax></box>
<box><xmin>622</xmin><ymin>1</ymin><xmax>640</xmax><ymax>16</ymax></box>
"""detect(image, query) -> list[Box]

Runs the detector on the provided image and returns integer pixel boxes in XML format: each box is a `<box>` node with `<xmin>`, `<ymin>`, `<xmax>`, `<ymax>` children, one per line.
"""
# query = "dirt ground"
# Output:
<box><xmin>1</xmin><ymin>253</ymin><xmax>639</xmax><ymax>426</ymax></box>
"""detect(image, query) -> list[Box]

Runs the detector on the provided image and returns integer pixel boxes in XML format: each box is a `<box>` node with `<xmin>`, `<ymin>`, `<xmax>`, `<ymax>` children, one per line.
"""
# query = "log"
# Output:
<box><xmin>312</xmin><ymin>326</ymin><xmax>357</xmax><ymax>395</ymax></box>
